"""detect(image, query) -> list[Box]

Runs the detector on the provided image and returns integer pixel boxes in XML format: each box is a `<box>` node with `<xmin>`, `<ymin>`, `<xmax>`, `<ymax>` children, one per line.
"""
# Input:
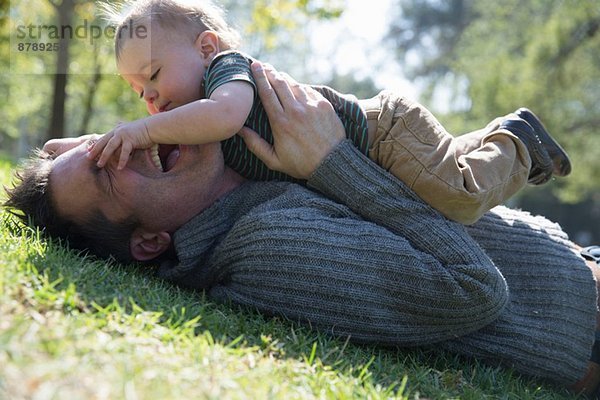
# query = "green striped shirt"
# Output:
<box><xmin>204</xmin><ymin>51</ymin><xmax>369</xmax><ymax>182</ymax></box>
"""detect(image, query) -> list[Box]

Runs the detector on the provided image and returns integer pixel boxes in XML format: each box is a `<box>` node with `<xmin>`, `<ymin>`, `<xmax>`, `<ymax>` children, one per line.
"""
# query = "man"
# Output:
<box><xmin>5</xmin><ymin>63</ymin><xmax>600</xmax><ymax>395</ymax></box>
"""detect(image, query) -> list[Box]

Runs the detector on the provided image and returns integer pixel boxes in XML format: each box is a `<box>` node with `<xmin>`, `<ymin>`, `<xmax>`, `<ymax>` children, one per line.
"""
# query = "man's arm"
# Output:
<box><xmin>219</xmin><ymin>62</ymin><xmax>508</xmax><ymax>344</ymax></box>
<box><xmin>199</xmin><ymin>135</ymin><xmax>509</xmax><ymax>345</ymax></box>
<box><xmin>242</xmin><ymin>62</ymin><xmax>502</xmax><ymax>269</ymax></box>
<box><xmin>43</xmin><ymin>134</ymin><xmax>100</xmax><ymax>156</ymax></box>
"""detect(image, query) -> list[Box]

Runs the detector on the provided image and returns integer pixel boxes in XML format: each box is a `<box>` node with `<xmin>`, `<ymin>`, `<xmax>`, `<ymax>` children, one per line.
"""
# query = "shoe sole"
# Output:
<box><xmin>502</xmin><ymin>118</ymin><xmax>553</xmax><ymax>185</ymax></box>
<box><xmin>515</xmin><ymin>108</ymin><xmax>572</xmax><ymax>176</ymax></box>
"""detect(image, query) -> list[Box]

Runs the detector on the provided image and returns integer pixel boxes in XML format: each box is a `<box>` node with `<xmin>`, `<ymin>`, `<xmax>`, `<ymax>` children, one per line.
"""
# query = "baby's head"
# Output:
<box><xmin>109</xmin><ymin>0</ymin><xmax>240</xmax><ymax>61</ymax></box>
<box><xmin>104</xmin><ymin>0</ymin><xmax>241</xmax><ymax>114</ymax></box>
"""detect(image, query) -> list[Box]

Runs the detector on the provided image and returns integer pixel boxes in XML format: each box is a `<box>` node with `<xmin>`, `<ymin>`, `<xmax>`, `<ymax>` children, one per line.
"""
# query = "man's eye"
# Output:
<box><xmin>150</xmin><ymin>68</ymin><xmax>160</xmax><ymax>81</ymax></box>
<box><xmin>104</xmin><ymin>168</ymin><xmax>115</xmax><ymax>193</ymax></box>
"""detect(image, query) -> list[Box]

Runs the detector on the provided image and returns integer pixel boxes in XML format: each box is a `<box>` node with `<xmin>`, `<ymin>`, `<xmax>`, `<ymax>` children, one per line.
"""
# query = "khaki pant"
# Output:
<box><xmin>364</xmin><ymin>91</ymin><xmax>530</xmax><ymax>225</ymax></box>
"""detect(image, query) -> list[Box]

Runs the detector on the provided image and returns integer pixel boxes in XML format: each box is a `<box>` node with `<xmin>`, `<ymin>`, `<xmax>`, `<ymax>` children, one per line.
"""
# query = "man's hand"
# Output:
<box><xmin>239</xmin><ymin>62</ymin><xmax>345</xmax><ymax>180</ymax></box>
<box><xmin>43</xmin><ymin>134</ymin><xmax>100</xmax><ymax>156</ymax></box>
<box><xmin>87</xmin><ymin>119</ymin><xmax>154</xmax><ymax>169</ymax></box>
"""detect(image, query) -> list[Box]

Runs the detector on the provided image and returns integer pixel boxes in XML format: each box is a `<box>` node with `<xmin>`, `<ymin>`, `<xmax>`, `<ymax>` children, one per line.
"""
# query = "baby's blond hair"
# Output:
<box><xmin>103</xmin><ymin>0</ymin><xmax>240</xmax><ymax>59</ymax></box>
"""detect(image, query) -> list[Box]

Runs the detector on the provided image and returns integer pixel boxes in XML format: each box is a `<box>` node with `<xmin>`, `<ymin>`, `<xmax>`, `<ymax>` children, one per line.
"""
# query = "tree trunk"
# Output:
<box><xmin>79</xmin><ymin>44</ymin><xmax>102</xmax><ymax>135</ymax></box>
<box><xmin>46</xmin><ymin>0</ymin><xmax>74</xmax><ymax>142</ymax></box>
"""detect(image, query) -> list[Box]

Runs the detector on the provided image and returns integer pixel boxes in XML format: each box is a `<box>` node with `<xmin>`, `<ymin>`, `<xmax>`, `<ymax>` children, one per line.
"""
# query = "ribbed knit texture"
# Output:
<box><xmin>445</xmin><ymin>209</ymin><xmax>597</xmax><ymax>384</ymax></box>
<box><xmin>159</xmin><ymin>140</ymin><xmax>596</xmax><ymax>384</ymax></box>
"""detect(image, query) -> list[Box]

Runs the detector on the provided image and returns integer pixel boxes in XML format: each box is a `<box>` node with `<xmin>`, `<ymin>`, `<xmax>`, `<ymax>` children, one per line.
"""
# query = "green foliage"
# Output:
<box><xmin>1</xmin><ymin>0</ymin><xmax>343</xmax><ymax>156</ymax></box>
<box><xmin>0</xmin><ymin>161</ymin><xmax>576</xmax><ymax>399</ymax></box>
<box><xmin>324</xmin><ymin>72</ymin><xmax>380</xmax><ymax>99</ymax></box>
<box><xmin>388</xmin><ymin>0</ymin><xmax>600</xmax><ymax>233</ymax></box>
<box><xmin>233</xmin><ymin>0</ymin><xmax>343</xmax><ymax>51</ymax></box>
<box><xmin>454</xmin><ymin>0</ymin><xmax>600</xmax><ymax>202</ymax></box>
<box><xmin>387</xmin><ymin>0</ymin><xmax>473</xmax><ymax>79</ymax></box>
<box><xmin>2</xmin><ymin>0</ymin><xmax>147</xmax><ymax>154</ymax></box>
<box><xmin>220</xmin><ymin>0</ymin><xmax>343</xmax><ymax>81</ymax></box>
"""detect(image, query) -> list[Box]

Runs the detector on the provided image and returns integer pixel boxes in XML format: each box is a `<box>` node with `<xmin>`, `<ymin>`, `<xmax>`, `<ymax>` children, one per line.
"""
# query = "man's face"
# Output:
<box><xmin>49</xmin><ymin>139</ymin><xmax>227</xmax><ymax>233</ymax></box>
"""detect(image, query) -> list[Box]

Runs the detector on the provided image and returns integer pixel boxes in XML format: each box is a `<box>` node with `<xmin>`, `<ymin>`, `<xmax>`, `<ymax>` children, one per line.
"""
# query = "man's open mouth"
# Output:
<box><xmin>150</xmin><ymin>144</ymin><xmax>179</xmax><ymax>172</ymax></box>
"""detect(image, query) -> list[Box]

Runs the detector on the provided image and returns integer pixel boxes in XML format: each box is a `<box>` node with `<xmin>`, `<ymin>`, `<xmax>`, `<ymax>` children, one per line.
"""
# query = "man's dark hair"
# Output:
<box><xmin>3</xmin><ymin>150</ymin><xmax>138</xmax><ymax>263</ymax></box>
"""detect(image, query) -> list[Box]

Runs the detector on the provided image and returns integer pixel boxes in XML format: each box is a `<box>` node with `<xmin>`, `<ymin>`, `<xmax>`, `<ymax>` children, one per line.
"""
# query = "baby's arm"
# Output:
<box><xmin>146</xmin><ymin>80</ymin><xmax>254</xmax><ymax>144</ymax></box>
<box><xmin>89</xmin><ymin>81</ymin><xmax>254</xmax><ymax>169</ymax></box>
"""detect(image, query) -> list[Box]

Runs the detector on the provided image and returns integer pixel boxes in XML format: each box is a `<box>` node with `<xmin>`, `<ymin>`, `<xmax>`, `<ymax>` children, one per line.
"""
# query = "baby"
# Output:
<box><xmin>89</xmin><ymin>0</ymin><xmax>570</xmax><ymax>224</ymax></box>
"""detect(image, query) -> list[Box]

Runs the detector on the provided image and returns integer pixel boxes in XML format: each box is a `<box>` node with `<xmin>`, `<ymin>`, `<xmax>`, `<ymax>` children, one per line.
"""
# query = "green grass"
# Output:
<box><xmin>0</xmin><ymin>159</ymin><xmax>579</xmax><ymax>399</ymax></box>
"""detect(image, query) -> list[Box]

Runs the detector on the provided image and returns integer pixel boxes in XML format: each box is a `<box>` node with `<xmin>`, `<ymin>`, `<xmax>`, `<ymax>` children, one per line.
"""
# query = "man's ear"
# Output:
<box><xmin>130</xmin><ymin>229</ymin><xmax>172</xmax><ymax>261</ymax></box>
<box><xmin>195</xmin><ymin>30</ymin><xmax>220</xmax><ymax>64</ymax></box>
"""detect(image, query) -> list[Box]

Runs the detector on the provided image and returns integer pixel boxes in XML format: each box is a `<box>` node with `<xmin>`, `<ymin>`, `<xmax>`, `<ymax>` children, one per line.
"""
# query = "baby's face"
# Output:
<box><xmin>117</xmin><ymin>23</ymin><xmax>210</xmax><ymax>115</ymax></box>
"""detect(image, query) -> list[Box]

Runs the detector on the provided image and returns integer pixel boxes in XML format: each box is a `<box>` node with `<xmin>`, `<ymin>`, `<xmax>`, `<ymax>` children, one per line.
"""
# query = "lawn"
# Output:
<box><xmin>0</xmin><ymin>156</ymin><xmax>578</xmax><ymax>399</ymax></box>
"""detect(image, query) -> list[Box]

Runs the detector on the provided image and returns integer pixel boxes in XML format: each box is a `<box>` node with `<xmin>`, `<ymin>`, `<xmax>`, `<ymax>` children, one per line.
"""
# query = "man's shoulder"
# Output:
<box><xmin>172</xmin><ymin>181</ymin><xmax>362</xmax><ymax>269</ymax></box>
<box><xmin>231</xmin><ymin>182</ymin><xmax>358</xmax><ymax>227</ymax></box>
<box><xmin>174</xmin><ymin>180</ymin><xmax>358</xmax><ymax>246</ymax></box>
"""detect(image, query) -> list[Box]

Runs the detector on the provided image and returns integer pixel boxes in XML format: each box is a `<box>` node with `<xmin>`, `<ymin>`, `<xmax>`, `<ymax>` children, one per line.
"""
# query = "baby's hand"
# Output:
<box><xmin>88</xmin><ymin>119</ymin><xmax>153</xmax><ymax>169</ymax></box>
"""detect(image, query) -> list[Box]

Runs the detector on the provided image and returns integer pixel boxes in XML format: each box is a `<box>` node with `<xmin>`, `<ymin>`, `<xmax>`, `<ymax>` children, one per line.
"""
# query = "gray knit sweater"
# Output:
<box><xmin>159</xmin><ymin>140</ymin><xmax>597</xmax><ymax>384</ymax></box>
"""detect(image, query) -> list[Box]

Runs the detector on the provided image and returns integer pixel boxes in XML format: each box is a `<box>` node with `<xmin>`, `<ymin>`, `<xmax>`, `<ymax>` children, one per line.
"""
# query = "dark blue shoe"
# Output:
<box><xmin>500</xmin><ymin>118</ymin><xmax>553</xmax><ymax>185</ymax></box>
<box><xmin>515</xmin><ymin>108</ymin><xmax>572</xmax><ymax>177</ymax></box>
<box><xmin>582</xmin><ymin>246</ymin><xmax>600</xmax><ymax>265</ymax></box>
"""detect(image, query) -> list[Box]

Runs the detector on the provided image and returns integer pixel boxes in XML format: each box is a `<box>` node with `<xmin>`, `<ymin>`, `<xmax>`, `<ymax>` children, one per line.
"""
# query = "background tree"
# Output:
<box><xmin>46</xmin><ymin>0</ymin><xmax>76</xmax><ymax>143</ymax></box>
<box><xmin>2</xmin><ymin>0</ymin><xmax>344</xmax><ymax>155</ymax></box>
<box><xmin>387</xmin><ymin>0</ymin><xmax>473</xmax><ymax>95</ymax></box>
<box><xmin>3</xmin><ymin>0</ymin><xmax>597</xmax><ymax>243</ymax></box>
<box><xmin>224</xmin><ymin>0</ymin><xmax>343</xmax><ymax>79</ymax></box>
<box><xmin>324</xmin><ymin>72</ymin><xmax>379</xmax><ymax>99</ymax></box>
<box><xmin>387</xmin><ymin>0</ymin><xmax>600</xmax><ymax>244</ymax></box>
<box><xmin>0</xmin><ymin>0</ymin><xmax>10</xmax><ymax>151</ymax></box>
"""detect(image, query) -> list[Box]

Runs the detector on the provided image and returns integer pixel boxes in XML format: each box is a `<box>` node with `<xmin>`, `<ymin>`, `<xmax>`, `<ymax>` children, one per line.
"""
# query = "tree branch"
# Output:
<box><xmin>552</xmin><ymin>17</ymin><xmax>600</xmax><ymax>64</ymax></box>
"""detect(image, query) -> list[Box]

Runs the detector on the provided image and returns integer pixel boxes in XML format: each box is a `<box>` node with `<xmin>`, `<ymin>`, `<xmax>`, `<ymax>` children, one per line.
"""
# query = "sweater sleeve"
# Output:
<box><xmin>307</xmin><ymin>140</ymin><xmax>492</xmax><ymax>266</ymax></box>
<box><xmin>206</xmin><ymin>140</ymin><xmax>508</xmax><ymax>346</ymax></box>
